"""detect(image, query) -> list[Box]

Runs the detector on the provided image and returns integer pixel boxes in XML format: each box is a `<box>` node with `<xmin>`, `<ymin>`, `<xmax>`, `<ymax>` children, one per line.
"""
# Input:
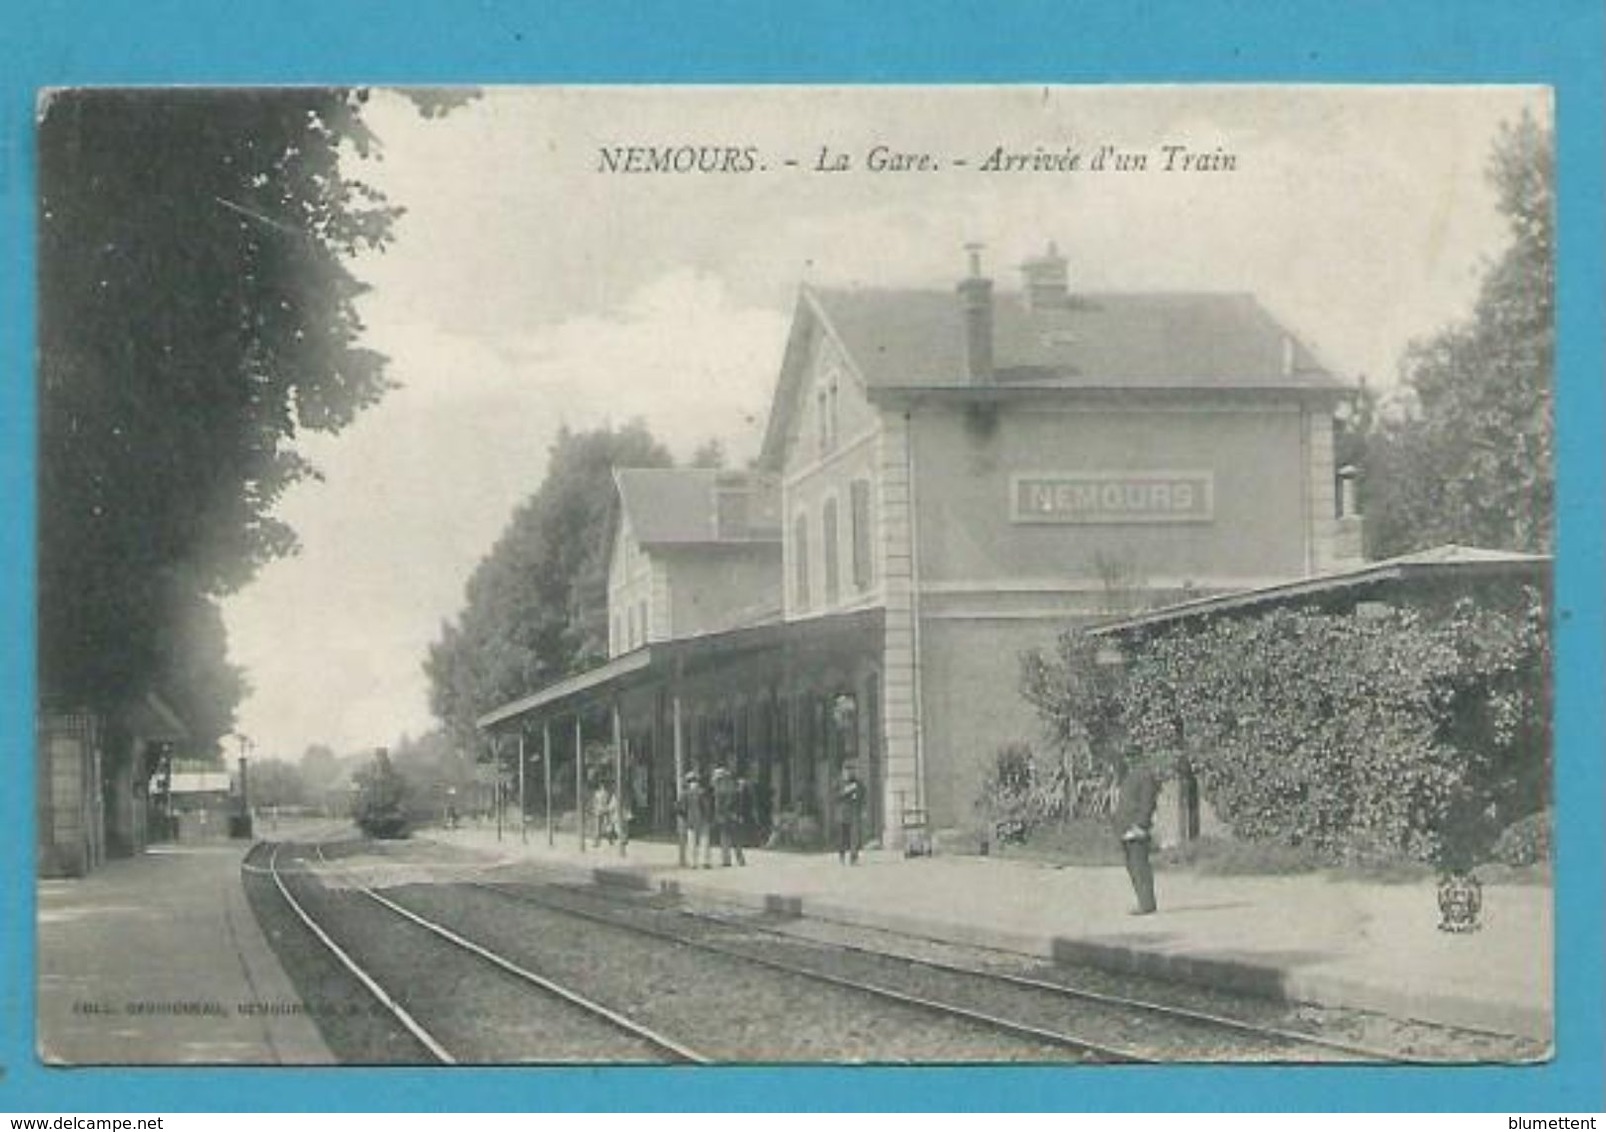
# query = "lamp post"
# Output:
<box><xmin>232</xmin><ymin>733</ymin><xmax>254</xmax><ymax>839</ymax></box>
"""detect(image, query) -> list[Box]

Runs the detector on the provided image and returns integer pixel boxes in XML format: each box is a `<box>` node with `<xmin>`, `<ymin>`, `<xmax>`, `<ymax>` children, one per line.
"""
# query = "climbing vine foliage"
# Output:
<box><xmin>1023</xmin><ymin>589</ymin><xmax>1550</xmax><ymax>866</ymax></box>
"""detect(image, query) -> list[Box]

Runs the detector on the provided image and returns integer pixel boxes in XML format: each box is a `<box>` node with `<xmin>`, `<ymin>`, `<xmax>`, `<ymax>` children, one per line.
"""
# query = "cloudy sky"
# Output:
<box><xmin>218</xmin><ymin>84</ymin><xmax>1548</xmax><ymax>761</ymax></box>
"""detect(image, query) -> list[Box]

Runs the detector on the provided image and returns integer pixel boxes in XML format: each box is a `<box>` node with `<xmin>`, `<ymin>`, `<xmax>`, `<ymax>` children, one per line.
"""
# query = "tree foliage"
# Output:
<box><xmin>38</xmin><ymin>89</ymin><xmax>464</xmax><ymax>752</ymax></box>
<box><xmin>425</xmin><ymin>422</ymin><xmax>672</xmax><ymax>750</ymax></box>
<box><xmin>246</xmin><ymin>758</ymin><xmax>308</xmax><ymax>809</ymax></box>
<box><xmin>972</xmin><ymin>741</ymin><xmax>1071</xmax><ymax>845</ymax></box>
<box><xmin>1020</xmin><ymin>631</ymin><xmax>1127</xmax><ymax>782</ymax></box>
<box><xmin>39</xmin><ymin>90</ymin><xmax>387</xmax><ymax>739</ymax></box>
<box><xmin>1359</xmin><ymin>111</ymin><xmax>1554</xmax><ymax>557</ymax></box>
<box><xmin>388</xmin><ymin>728</ymin><xmax>476</xmax><ymax>823</ymax></box>
<box><xmin>297</xmin><ymin>742</ymin><xmax>367</xmax><ymax>815</ymax></box>
<box><xmin>1023</xmin><ymin>589</ymin><xmax>1550</xmax><ymax>868</ymax></box>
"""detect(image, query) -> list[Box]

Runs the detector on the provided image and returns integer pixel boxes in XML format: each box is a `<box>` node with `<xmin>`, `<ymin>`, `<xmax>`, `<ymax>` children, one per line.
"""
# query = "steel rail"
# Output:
<box><xmin>467</xmin><ymin>879</ymin><xmax>1143</xmax><ymax>1063</ymax></box>
<box><xmin>679</xmin><ymin>903</ymin><xmax>1423</xmax><ymax>1064</ymax></box>
<box><xmin>498</xmin><ymin>859</ymin><xmax>1428</xmax><ymax>1064</ymax></box>
<box><xmin>260</xmin><ymin>842</ymin><xmax>457</xmax><ymax>1064</ymax></box>
<box><xmin>311</xmin><ymin>845</ymin><xmax>710</xmax><ymax>1064</ymax></box>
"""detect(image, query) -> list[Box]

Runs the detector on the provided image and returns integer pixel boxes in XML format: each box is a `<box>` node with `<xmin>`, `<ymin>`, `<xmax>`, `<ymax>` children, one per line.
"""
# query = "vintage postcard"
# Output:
<box><xmin>35</xmin><ymin>85</ymin><xmax>1554</xmax><ymax>1068</ymax></box>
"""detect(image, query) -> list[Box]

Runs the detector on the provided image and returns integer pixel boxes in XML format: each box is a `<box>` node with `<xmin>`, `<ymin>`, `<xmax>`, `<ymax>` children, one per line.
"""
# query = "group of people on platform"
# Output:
<box><xmin>670</xmin><ymin>762</ymin><xmax>868</xmax><ymax>869</ymax></box>
<box><xmin>589</xmin><ymin>755</ymin><xmax>1156</xmax><ymax>912</ymax></box>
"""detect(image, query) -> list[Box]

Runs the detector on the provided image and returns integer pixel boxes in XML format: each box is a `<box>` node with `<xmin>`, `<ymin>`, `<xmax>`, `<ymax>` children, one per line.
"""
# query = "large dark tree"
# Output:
<box><xmin>1359</xmin><ymin>111</ymin><xmax>1554</xmax><ymax>557</ymax></box>
<box><xmin>38</xmin><ymin>89</ymin><xmax>461</xmax><ymax>751</ymax></box>
<box><xmin>426</xmin><ymin>422</ymin><xmax>672</xmax><ymax>749</ymax></box>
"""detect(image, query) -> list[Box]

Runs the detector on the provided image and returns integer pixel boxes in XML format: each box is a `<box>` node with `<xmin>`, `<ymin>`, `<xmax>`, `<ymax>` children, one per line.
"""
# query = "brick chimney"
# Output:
<box><xmin>1020</xmin><ymin>241</ymin><xmax>1070</xmax><ymax>312</ymax></box>
<box><xmin>957</xmin><ymin>242</ymin><xmax>994</xmax><ymax>383</ymax></box>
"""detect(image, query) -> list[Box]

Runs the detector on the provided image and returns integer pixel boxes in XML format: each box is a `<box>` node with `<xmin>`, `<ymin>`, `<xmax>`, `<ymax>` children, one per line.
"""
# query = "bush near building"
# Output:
<box><xmin>1021</xmin><ymin>587</ymin><xmax>1549</xmax><ymax>870</ymax></box>
<box><xmin>973</xmin><ymin>741</ymin><xmax>1070</xmax><ymax>847</ymax></box>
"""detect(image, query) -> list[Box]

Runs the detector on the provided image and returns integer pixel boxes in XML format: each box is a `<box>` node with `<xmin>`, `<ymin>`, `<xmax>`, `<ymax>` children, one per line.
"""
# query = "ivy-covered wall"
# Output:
<box><xmin>1022</xmin><ymin>586</ymin><xmax>1550</xmax><ymax>867</ymax></box>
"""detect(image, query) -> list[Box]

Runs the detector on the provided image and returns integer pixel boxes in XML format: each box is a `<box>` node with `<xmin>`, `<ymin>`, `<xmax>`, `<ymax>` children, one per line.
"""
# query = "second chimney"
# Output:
<box><xmin>957</xmin><ymin>242</ymin><xmax>994</xmax><ymax>384</ymax></box>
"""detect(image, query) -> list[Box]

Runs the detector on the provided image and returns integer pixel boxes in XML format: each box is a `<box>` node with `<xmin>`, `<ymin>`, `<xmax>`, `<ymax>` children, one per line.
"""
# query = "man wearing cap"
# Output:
<box><xmin>1113</xmin><ymin>760</ymin><xmax>1160</xmax><ymax>915</ymax></box>
<box><xmin>836</xmin><ymin>763</ymin><xmax>867</xmax><ymax>865</ymax></box>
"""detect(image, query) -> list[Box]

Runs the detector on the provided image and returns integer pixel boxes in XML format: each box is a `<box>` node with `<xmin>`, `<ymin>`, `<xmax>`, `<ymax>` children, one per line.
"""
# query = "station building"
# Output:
<box><xmin>479</xmin><ymin>245</ymin><xmax>1361</xmax><ymax>849</ymax></box>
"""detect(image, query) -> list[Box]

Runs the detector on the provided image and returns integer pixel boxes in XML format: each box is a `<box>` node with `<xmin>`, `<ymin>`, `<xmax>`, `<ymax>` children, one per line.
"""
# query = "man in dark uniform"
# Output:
<box><xmin>1113</xmin><ymin>761</ymin><xmax>1160</xmax><ymax>915</ymax></box>
<box><xmin>836</xmin><ymin>763</ymin><xmax>866</xmax><ymax>865</ymax></box>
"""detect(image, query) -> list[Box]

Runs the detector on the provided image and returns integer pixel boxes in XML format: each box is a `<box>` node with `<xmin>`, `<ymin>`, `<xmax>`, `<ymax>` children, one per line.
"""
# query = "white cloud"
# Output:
<box><xmin>223</xmin><ymin>269</ymin><xmax>785</xmax><ymax>757</ymax></box>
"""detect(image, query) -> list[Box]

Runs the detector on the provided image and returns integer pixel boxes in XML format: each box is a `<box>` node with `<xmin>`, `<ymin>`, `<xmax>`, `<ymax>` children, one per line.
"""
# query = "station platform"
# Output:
<box><xmin>424</xmin><ymin>821</ymin><xmax>1554</xmax><ymax>1044</ymax></box>
<box><xmin>31</xmin><ymin>818</ymin><xmax>1553</xmax><ymax>1066</ymax></box>
<box><xmin>36</xmin><ymin>833</ymin><xmax>334</xmax><ymax>1065</ymax></box>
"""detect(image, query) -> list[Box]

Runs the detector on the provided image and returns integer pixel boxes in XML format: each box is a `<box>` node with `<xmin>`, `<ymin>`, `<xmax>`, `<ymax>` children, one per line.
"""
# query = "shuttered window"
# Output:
<box><xmin>851</xmin><ymin>479</ymin><xmax>872</xmax><ymax>590</ymax></box>
<box><xmin>823</xmin><ymin>497</ymin><xmax>840</xmax><ymax>606</ymax></box>
<box><xmin>793</xmin><ymin>514</ymin><xmax>810</xmax><ymax>610</ymax></box>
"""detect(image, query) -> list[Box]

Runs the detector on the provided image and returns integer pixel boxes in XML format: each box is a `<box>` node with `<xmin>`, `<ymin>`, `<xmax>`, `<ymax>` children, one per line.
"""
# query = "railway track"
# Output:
<box><xmin>677</xmin><ymin>901</ymin><xmax>1428</xmax><ymax>1064</ymax></box>
<box><xmin>252</xmin><ymin>841</ymin><xmax>710</xmax><ymax>1064</ymax></box>
<box><xmin>454</xmin><ymin>876</ymin><xmax>1144</xmax><ymax>1061</ymax></box>
<box><xmin>251</xmin><ymin>837</ymin><xmax>1423</xmax><ymax>1064</ymax></box>
<box><xmin>312</xmin><ymin>843</ymin><xmax>1120</xmax><ymax>1062</ymax></box>
<box><xmin>469</xmin><ymin>868</ymin><xmax>1423</xmax><ymax>1064</ymax></box>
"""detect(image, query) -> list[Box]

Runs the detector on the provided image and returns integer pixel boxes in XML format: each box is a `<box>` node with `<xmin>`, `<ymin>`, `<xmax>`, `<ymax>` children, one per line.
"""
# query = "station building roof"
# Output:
<box><xmin>613</xmin><ymin>468</ymin><xmax>781</xmax><ymax>547</ymax></box>
<box><xmin>808</xmin><ymin>287</ymin><xmax>1346</xmax><ymax>392</ymax></box>
<box><xmin>760</xmin><ymin>281</ymin><xmax>1351</xmax><ymax>466</ymax></box>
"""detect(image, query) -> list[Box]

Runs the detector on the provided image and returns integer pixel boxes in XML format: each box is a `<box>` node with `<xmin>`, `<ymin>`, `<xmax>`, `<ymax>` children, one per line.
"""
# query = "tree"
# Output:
<box><xmin>389</xmin><ymin>728</ymin><xmax>475</xmax><ymax>823</ymax></box>
<box><xmin>298</xmin><ymin>743</ymin><xmax>365</xmax><ymax>816</ymax></box>
<box><xmin>246</xmin><ymin>758</ymin><xmax>307</xmax><ymax>809</ymax></box>
<box><xmin>1359</xmin><ymin>112</ymin><xmax>1554</xmax><ymax>557</ymax></box>
<box><xmin>1021</xmin><ymin>630</ymin><xmax>1129</xmax><ymax>789</ymax></box>
<box><xmin>425</xmin><ymin>422</ymin><xmax>673</xmax><ymax>748</ymax></box>
<box><xmin>690</xmin><ymin>438</ymin><xmax>726</xmax><ymax>468</ymax></box>
<box><xmin>38</xmin><ymin>88</ymin><xmax>462</xmax><ymax>752</ymax></box>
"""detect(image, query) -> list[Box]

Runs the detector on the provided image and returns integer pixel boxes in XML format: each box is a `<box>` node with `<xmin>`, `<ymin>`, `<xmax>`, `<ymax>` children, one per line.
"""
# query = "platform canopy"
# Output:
<box><xmin>474</xmin><ymin>609</ymin><xmax>880</xmax><ymax>734</ymax></box>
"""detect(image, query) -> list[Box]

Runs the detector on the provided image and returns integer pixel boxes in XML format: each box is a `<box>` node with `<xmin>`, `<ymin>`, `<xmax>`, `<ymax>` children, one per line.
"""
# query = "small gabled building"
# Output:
<box><xmin>607</xmin><ymin>468</ymin><xmax>782</xmax><ymax>656</ymax></box>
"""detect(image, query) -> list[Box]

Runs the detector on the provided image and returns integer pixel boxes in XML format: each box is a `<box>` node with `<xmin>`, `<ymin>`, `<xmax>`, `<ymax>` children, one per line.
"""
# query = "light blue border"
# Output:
<box><xmin>3</xmin><ymin>0</ymin><xmax>1601</xmax><ymax>1113</ymax></box>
